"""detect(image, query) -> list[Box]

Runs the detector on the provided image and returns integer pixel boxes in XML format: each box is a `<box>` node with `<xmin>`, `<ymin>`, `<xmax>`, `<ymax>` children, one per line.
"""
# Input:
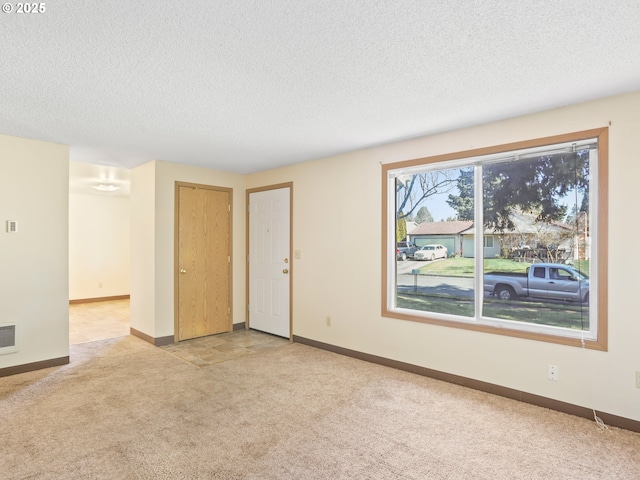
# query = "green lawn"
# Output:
<box><xmin>572</xmin><ymin>260</ymin><xmax>590</xmax><ymax>275</ymax></box>
<box><xmin>396</xmin><ymin>292</ymin><xmax>474</xmax><ymax>316</ymax></box>
<box><xmin>416</xmin><ymin>257</ymin><xmax>529</xmax><ymax>276</ymax></box>
<box><xmin>416</xmin><ymin>257</ymin><xmax>590</xmax><ymax>276</ymax></box>
<box><xmin>397</xmin><ymin>292</ymin><xmax>590</xmax><ymax>330</ymax></box>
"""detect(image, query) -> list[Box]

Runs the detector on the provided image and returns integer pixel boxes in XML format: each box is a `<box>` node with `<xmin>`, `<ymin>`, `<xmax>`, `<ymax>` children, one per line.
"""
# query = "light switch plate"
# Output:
<box><xmin>6</xmin><ymin>220</ymin><xmax>17</xmax><ymax>233</ymax></box>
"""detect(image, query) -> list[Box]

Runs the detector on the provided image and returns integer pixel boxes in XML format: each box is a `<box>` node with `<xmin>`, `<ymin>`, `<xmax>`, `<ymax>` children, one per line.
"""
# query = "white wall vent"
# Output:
<box><xmin>0</xmin><ymin>323</ymin><xmax>18</xmax><ymax>354</ymax></box>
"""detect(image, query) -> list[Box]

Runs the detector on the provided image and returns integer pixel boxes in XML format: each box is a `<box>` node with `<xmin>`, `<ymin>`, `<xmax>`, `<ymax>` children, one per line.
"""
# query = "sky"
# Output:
<box><xmin>400</xmin><ymin>168</ymin><xmax>461</xmax><ymax>222</ymax></box>
<box><xmin>413</xmin><ymin>190</ymin><xmax>456</xmax><ymax>222</ymax></box>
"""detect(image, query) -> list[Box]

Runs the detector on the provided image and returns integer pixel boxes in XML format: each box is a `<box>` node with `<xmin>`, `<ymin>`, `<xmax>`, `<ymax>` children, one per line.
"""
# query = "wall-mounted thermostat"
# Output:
<box><xmin>6</xmin><ymin>220</ymin><xmax>18</xmax><ymax>233</ymax></box>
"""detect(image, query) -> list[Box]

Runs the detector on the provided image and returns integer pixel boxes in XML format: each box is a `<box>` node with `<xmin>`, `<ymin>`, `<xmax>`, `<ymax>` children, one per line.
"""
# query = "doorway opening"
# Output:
<box><xmin>68</xmin><ymin>160</ymin><xmax>131</xmax><ymax>345</ymax></box>
<box><xmin>69</xmin><ymin>298</ymin><xmax>130</xmax><ymax>344</ymax></box>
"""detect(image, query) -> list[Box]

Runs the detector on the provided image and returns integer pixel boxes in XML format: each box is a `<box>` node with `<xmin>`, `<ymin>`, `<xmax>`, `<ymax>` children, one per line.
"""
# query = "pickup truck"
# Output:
<box><xmin>396</xmin><ymin>241</ymin><xmax>419</xmax><ymax>261</ymax></box>
<box><xmin>484</xmin><ymin>263</ymin><xmax>589</xmax><ymax>303</ymax></box>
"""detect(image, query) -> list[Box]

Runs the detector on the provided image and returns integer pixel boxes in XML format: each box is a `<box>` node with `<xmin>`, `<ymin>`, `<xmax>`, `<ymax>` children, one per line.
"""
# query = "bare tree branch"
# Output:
<box><xmin>396</xmin><ymin>171</ymin><xmax>457</xmax><ymax>220</ymax></box>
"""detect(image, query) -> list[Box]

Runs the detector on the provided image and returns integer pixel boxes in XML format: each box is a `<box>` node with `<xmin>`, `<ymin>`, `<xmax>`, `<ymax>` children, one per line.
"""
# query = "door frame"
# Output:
<box><xmin>174</xmin><ymin>181</ymin><xmax>234</xmax><ymax>342</ymax></box>
<box><xmin>246</xmin><ymin>182</ymin><xmax>293</xmax><ymax>340</ymax></box>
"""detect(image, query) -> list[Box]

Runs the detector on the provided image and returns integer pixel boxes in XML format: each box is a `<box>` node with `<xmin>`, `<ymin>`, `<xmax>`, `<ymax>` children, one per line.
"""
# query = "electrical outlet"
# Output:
<box><xmin>326</xmin><ymin>316</ymin><xmax>331</xmax><ymax>327</ymax></box>
<box><xmin>636</xmin><ymin>371</ymin><xmax>640</xmax><ymax>389</ymax></box>
<box><xmin>548</xmin><ymin>364</ymin><xmax>559</xmax><ymax>381</ymax></box>
<box><xmin>98</xmin><ymin>282</ymin><xmax>103</xmax><ymax>288</ymax></box>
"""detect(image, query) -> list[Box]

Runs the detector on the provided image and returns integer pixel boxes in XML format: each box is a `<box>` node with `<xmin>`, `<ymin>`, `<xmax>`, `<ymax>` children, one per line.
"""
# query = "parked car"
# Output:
<box><xmin>396</xmin><ymin>241</ymin><xmax>418</xmax><ymax>261</ymax></box>
<box><xmin>484</xmin><ymin>263</ymin><xmax>589</xmax><ymax>302</ymax></box>
<box><xmin>414</xmin><ymin>244</ymin><xmax>448</xmax><ymax>261</ymax></box>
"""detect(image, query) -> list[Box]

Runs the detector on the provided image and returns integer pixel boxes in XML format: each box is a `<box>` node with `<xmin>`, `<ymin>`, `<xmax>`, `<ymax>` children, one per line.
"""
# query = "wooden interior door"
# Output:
<box><xmin>176</xmin><ymin>183</ymin><xmax>231</xmax><ymax>341</ymax></box>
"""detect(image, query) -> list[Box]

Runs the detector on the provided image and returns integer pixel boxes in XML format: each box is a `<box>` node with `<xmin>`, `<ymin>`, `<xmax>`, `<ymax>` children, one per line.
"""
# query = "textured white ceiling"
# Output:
<box><xmin>2</xmin><ymin>1</ymin><xmax>640</xmax><ymax>174</ymax></box>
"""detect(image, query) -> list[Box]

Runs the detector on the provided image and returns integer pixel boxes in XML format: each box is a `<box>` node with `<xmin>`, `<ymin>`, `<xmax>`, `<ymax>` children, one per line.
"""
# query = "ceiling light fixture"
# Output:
<box><xmin>92</xmin><ymin>183</ymin><xmax>120</xmax><ymax>192</ymax></box>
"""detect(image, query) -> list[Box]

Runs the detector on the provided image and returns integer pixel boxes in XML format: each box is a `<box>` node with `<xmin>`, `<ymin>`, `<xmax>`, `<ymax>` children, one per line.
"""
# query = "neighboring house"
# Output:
<box><xmin>410</xmin><ymin>210</ymin><xmax>575</xmax><ymax>259</ymax></box>
<box><xmin>407</xmin><ymin>220</ymin><xmax>499</xmax><ymax>258</ymax></box>
<box><xmin>468</xmin><ymin>209</ymin><xmax>575</xmax><ymax>261</ymax></box>
<box><xmin>459</xmin><ymin>226</ymin><xmax>506</xmax><ymax>258</ymax></box>
<box><xmin>405</xmin><ymin>221</ymin><xmax>418</xmax><ymax>234</ymax></box>
<box><xmin>408</xmin><ymin>220</ymin><xmax>472</xmax><ymax>256</ymax></box>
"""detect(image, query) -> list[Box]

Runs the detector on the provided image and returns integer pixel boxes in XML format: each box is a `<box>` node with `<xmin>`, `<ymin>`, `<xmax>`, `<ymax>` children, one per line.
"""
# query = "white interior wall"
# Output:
<box><xmin>0</xmin><ymin>134</ymin><xmax>69</xmax><ymax>368</ymax></box>
<box><xmin>130</xmin><ymin>161</ymin><xmax>157</xmax><ymax>338</ymax></box>
<box><xmin>246</xmin><ymin>91</ymin><xmax>640</xmax><ymax>422</ymax></box>
<box><xmin>69</xmin><ymin>193</ymin><xmax>130</xmax><ymax>300</ymax></box>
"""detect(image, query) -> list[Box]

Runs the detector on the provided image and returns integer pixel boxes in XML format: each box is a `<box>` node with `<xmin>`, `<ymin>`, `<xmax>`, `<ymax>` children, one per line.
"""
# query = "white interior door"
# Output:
<box><xmin>249</xmin><ymin>187</ymin><xmax>291</xmax><ymax>338</ymax></box>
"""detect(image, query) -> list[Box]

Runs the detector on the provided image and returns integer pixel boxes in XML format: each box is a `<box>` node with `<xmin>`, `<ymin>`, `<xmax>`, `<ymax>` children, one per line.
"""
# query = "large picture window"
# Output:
<box><xmin>382</xmin><ymin>129</ymin><xmax>608</xmax><ymax>349</ymax></box>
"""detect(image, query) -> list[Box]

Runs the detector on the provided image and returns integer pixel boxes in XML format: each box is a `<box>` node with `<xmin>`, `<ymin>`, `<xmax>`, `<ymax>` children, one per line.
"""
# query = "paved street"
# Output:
<box><xmin>396</xmin><ymin>260</ymin><xmax>475</xmax><ymax>298</ymax></box>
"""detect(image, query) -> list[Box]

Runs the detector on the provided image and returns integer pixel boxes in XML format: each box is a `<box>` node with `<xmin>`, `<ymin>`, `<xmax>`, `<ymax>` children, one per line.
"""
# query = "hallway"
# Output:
<box><xmin>69</xmin><ymin>298</ymin><xmax>130</xmax><ymax>344</ymax></box>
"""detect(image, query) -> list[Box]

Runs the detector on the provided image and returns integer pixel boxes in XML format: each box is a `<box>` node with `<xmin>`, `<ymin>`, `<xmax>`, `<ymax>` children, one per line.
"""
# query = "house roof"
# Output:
<box><xmin>506</xmin><ymin>210</ymin><xmax>573</xmax><ymax>234</ymax></box>
<box><xmin>410</xmin><ymin>210</ymin><xmax>574</xmax><ymax>236</ymax></box>
<box><xmin>2</xmin><ymin>2</ymin><xmax>640</xmax><ymax>173</ymax></box>
<box><xmin>409</xmin><ymin>221</ymin><xmax>473</xmax><ymax>236</ymax></box>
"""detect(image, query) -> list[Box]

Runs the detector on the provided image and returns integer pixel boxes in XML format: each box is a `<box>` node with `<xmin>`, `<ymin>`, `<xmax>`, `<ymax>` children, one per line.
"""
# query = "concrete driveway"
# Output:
<box><xmin>396</xmin><ymin>259</ymin><xmax>435</xmax><ymax>275</ymax></box>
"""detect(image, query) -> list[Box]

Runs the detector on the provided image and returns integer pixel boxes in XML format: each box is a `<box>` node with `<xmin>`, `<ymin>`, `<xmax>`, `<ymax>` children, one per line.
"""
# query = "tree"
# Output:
<box><xmin>396</xmin><ymin>171</ymin><xmax>457</xmax><ymax>221</ymax></box>
<box><xmin>446</xmin><ymin>151</ymin><xmax>590</xmax><ymax>231</ymax></box>
<box><xmin>483</xmin><ymin>151</ymin><xmax>589</xmax><ymax>231</ymax></box>
<box><xmin>565</xmin><ymin>205</ymin><xmax>590</xmax><ymax>261</ymax></box>
<box><xmin>415</xmin><ymin>206</ymin><xmax>434</xmax><ymax>224</ymax></box>
<box><xmin>565</xmin><ymin>204</ymin><xmax>579</xmax><ymax>224</ymax></box>
<box><xmin>396</xmin><ymin>216</ymin><xmax>407</xmax><ymax>243</ymax></box>
<box><xmin>534</xmin><ymin>220</ymin><xmax>575</xmax><ymax>263</ymax></box>
<box><xmin>446</xmin><ymin>168</ymin><xmax>474</xmax><ymax>221</ymax></box>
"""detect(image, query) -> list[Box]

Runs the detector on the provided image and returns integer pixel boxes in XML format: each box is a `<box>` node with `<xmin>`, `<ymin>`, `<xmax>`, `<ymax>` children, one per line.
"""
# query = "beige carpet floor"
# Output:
<box><xmin>1</xmin><ymin>334</ymin><xmax>639</xmax><ymax>479</ymax></box>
